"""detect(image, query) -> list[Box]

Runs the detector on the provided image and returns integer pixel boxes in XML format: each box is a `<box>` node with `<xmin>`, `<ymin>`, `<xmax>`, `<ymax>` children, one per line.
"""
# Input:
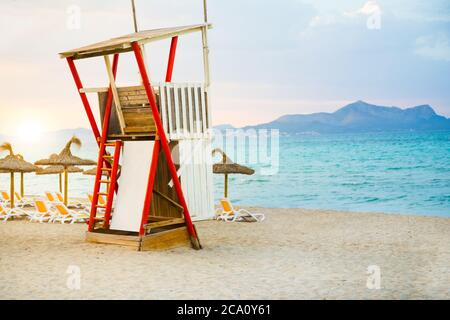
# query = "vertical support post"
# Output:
<box><xmin>224</xmin><ymin>174</ymin><xmax>228</xmax><ymax>198</ymax></box>
<box><xmin>131</xmin><ymin>0</ymin><xmax>139</xmax><ymax>33</ymax></box>
<box><xmin>64</xmin><ymin>168</ymin><xmax>68</xmax><ymax>206</ymax></box>
<box><xmin>20</xmin><ymin>172</ymin><xmax>24</xmax><ymax>197</ymax></box>
<box><xmin>103</xmin><ymin>140</ymin><xmax>122</xmax><ymax>229</ymax></box>
<box><xmin>201</xmin><ymin>26</ymin><xmax>211</xmax><ymax>88</ymax></box>
<box><xmin>139</xmin><ymin>141</ymin><xmax>160</xmax><ymax>236</ymax></box>
<box><xmin>66</xmin><ymin>58</ymin><xmax>101</xmax><ymax>142</ymax></box>
<box><xmin>165</xmin><ymin>36</ymin><xmax>178</xmax><ymax>83</ymax></box>
<box><xmin>59</xmin><ymin>173</ymin><xmax>62</xmax><ymax>193</ymax></box>
<box><xmin>132</xmin><ymin>42</ymin><xmax>199</xmax><ymax>243</ymax></box>
<box><xmin>10</xmin><ymin>172</ymin><xmax>14</xmax><ymax>209</ymax></box>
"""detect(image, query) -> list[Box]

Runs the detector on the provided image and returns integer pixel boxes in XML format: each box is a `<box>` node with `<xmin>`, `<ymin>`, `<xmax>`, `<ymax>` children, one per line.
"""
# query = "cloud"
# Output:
<box><xmin>307</xmin><ymin>1</ymin><xmax>382</xmax><ymax>29</ymax></box>
<box><xmin>414</xmin><ymin>33</ymin><xmax>450</xmax><ymax>62</ymax></box>
<box><xmin>344</xmin><ymin>1</ymin><xmax>382</xmax><ymax>17</ymax></box>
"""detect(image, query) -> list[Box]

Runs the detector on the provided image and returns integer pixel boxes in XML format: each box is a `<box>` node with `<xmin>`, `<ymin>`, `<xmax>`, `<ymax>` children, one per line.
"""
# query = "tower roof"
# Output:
<box><xmin>59</xmin><ymin>23</ymin><xmax>212</xmax><ymax>60</ymax></box>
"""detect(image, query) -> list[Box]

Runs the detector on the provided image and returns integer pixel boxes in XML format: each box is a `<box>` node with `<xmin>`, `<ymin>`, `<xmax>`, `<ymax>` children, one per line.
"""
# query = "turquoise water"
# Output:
<box><xmin>213</xmin><ymin>131</ymin><xmax>450</xmax><ymax>217</ymax></box>
<box><xmin>1</xmin><ymin>131</ymin><xmax>449</xmax><ymax>217</ymax></box>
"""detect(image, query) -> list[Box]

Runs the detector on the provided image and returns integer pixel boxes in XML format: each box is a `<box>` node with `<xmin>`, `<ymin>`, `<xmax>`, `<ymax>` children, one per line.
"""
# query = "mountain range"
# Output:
<box><xmin>226</xmin><ymin>101</ymin><xmax>450</xmax><ymax>134</ymax></box>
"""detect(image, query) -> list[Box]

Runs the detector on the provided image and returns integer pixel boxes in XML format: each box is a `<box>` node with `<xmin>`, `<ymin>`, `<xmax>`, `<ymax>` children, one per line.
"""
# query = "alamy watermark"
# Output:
<box><xmin>66</xmin><ymin>265</ymin><xmax>81</xmax><ymax>290</ymax></box>
<box><xmin>366</xmin><ymin>265</ymin><xmax>381</xmax><ymax>290</ymax></box>
<box><xmin>66</xmin><ymin>5</ymin><xmax>81</xmax><ymax>30</ymax></box>
<box><xmin>364</xmin><ymin>1</ymin><xmax>382</xmax><ymax>30</ymax></box>
<box><xmin>171</xmin><ymin>128</ymin><xmax>280</xmax><ymax>182</ymax></box>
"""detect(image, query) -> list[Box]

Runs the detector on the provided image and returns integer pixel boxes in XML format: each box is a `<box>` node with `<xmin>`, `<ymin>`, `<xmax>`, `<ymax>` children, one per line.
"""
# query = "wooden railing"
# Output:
<box><xmin>158</xmin><ymin>83</ymin><xmax>211</xmax><ymax>140</ymax></box>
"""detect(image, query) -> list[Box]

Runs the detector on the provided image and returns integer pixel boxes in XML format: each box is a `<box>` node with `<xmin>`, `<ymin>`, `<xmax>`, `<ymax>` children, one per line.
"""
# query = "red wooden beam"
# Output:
<box><xmin>131</xmin><ymin>42</ymin><xmax>198</xmax><ymax>240</ymax></box>
<box><xmin>139</xmin><ymin>140</ymin><xmax>160</xmax><ymax>236</ymax></box>
<box><xmin>165</xmin><ymin>36</ymin><xmax>178</xmax><ymax>82</ymax></box>
<box><xmin>66</xmin><ymin>57</ymin><xmax>101</xmax><ymax>142</ymax></box>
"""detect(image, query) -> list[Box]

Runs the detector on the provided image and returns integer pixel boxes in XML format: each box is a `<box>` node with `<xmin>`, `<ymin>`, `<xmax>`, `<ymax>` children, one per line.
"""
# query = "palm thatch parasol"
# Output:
<box><xmin>83</xmin><ymin>167</ymin><xmax>103</xmax><ymax>176</ymax></box>
<box><xmin>212</xmin><ymin>148</ymin><xmax>255</xmax><ymax>198</ymax></box>
<box><xmin>15</xmin><ymin>154</ymin><xmax>38</xmax><ymax>197</ymax></box>
<box><xmin>35</xmin><ymin>136</ymin><xmax>95</xmax><ymax>205</ymax></box>
<box><xmin>36</xmin><ymin>164</ymin><xmax>83</xmax><ymax>193</ymax></box>
<box><xmin>0</xmin><ymin>143</ymin><xmax>38</xmax><ymax>208</ymax></box>
<box><xmin>83</xmin><ymin>163</ymin><xmax>121</xmax><ymax>177</ymax></box>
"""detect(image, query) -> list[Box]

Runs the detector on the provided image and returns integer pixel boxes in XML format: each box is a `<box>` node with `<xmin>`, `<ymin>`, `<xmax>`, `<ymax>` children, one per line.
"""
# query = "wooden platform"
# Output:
<box><xmin>85</xmin><ymin>225</ymin><xmax>200</xmax><ymax>251</ymax></box>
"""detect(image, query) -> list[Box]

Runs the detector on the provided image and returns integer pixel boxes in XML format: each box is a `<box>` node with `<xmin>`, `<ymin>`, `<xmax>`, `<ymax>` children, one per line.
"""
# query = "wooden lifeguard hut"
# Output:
<box><xmin>59</xmin><ymin>7</ymin><xmax>214</xmax><ymax>250</ymax></box>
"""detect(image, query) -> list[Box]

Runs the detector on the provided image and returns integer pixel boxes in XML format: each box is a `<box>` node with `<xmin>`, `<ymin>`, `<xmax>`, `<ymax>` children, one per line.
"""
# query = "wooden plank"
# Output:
<box><xmin>200</xmin><ymin>84</ymin><xmax>207</xmax><ymax>134</ymax></box>
<box><xmin>182</xmin><ymin>140</ymin><xmax>197</xmax><ymax>218</ymax></box>
<box><xmin>173</xmin><ymin>84</ymin><xmax>181</xmax><ymax>138</ymax></box>
<box><xmin>205</xmin><ymin>90</ymin><xmax>212</xmax><ymax>132</ymax></box>
<box><xmin>199</xmin><ymin>140</ymin><xmax>208</xmax><ymax>216</ymax></box>
<box><xmin>193</xmin><ymin>140</ymin><xmax>202</xmax><ymax>216</ymax></box>
<box><xmin>144</xmin><ymin>218</ymin><xmax>185</xmax><ymax>230</ymax></box>
<box><xmin>201</xmin><ymin>26</ymin><xmax>211</xmax><ymax>88</ymax></box>
<box><xmin>149</xmin><ymin>147</ymin><xmax>182</xmax><ymax>219</ymax></box>
<box><xmin>181</xmin><ymin>86</ymin><xmax>189</xmax><ymax>135</ymax></box>
<box><xmin>166</xmin><ymin>84</ymin><xmax>174</xmax><ymax>137</ymax></box>
<box><xmin>193</xmin><ymin>86</ymin><xmax>201</xmax><ymax>136</ymax></box>
<box><xmin>147</xmin><ymin>215</ymin><xmax>176</xmax><ymax>221</ymax></box>
<box><xmin>85</xmin><ymin>231</ymin><xmax>140</xmax><ymax>249</ymax></box>
<box><xmin>108</xmin><ymin>133</ymin><xmax>156</xmax><ymax>141</ymax></box>
<box><xmin>205</xmin><ymin>139</ymin><xmax>215</xmax><ymax>219</ymax></box>
<box><xmin>187</xmin><ymin>84</ymin><xmax>195</xmax><ymax>138</ymax></box>
<box><xmin>124</xmin><ymin>126</ymin><xmax>155</xmax><ymax>134</ymax></box>
<box><xmin>159</xmin><ymin>85</ymin><xmax>168</xmax><ymax>134</ymax></box>
<box><xmin>104</xmin><ymin>55</ymin><xmax>126</xmax><ymax>133</ymax></box>
<box><xmin>60</xmin><ymin>24</ymin><xmax>212</xmax><ymax>60</ymax></box>
<box><xmin>139</xmin><ymin>226</ymin><xmax>192</xmax><ymax>251</ymax></box>
<box><xmin>153</xmin><ymin>188</ymin><xmax>184</xmax><ymax>211</ymax></box>
<box><xmin>80</xmin><ymin>87</ymin><xmax>109</xmax><ymax>93</ymax></box>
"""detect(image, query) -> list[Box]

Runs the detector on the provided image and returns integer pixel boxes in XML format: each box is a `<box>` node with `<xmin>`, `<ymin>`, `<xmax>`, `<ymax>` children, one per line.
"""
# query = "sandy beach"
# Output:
<box><xmin>0</xmin><ymin>207</ymin><xmax>449</xmax><ymax>300</ymax></box>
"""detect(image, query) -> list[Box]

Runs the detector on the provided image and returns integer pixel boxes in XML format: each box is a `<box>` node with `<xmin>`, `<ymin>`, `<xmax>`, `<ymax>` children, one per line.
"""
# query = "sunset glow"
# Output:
<box><xmin>15</xmin><ymin>120</ymin><xmax>43</xmax><ymax>143</ymax></box>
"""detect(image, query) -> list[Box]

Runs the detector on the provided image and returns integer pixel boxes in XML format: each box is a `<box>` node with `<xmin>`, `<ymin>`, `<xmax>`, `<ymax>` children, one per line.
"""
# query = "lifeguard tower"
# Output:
<box><xmin>60</xmin><ymin>15</ymin><xmax>214</xmax><ymax>250</ymax></box>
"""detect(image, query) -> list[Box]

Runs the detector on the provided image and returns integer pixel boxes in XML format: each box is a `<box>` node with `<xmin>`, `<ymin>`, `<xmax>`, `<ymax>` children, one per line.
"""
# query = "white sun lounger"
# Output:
<box><xmin>216</xmin><ymin>198</ymin><xmax>265</xmax><ymax>222</ymax></box>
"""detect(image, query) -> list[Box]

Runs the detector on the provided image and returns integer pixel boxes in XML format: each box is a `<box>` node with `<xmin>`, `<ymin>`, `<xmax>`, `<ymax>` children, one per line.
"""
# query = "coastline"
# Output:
<box><xmin>1</xmin><ymin>207</ymin><xmax>448</xmax><ymax>299</ymax></box>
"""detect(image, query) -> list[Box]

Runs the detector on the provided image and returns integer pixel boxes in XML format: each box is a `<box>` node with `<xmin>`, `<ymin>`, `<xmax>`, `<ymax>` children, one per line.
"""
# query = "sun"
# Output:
<box><xmin>16</xmin><ymin>121</ymin><xmax>43</xmax><ymax>143</ymax></box>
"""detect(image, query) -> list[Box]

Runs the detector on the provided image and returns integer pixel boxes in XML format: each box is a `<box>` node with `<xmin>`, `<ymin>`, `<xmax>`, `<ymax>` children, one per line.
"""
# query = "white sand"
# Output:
<box><xmin>0</xmin><ymin>208</ymin><xmax>449</xmax><ymax>299</ymax></box>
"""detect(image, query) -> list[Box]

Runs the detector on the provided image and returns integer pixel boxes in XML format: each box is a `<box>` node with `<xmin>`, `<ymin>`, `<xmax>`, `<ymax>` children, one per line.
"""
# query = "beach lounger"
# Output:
<box><xmin>55</xmin><ymin>191</ymin><xmax>84</xmax><ymax>209</ymax></box>
<box><xmin>52</xmin><ymin>203</ymin><xmax>90</xmax><ymax>224</ymax></box>
<box><xmin>216</xmin><ymin>198</ymin><xmax>265</xmax><ymax>222</ymax></box>
<box><xmin>0</xmin><ymin>202</ymin><xmax>28</xmax><ymax>222</ymax></box>
<box><xmin>1</xmin><ymin>191</ymin><xmax>11</xmax><ymax>206</ymax></box>
<box><xmin>15</xmin><ymin>192</ymin><xmax>33</xmax><ymax>208</ymax></box>
<box><xmin>30</xmin><ymin>199</ymin><xmax>56</xmax><ymax>223</ymax></box>
<box><xmin>44</xmin><ymin>191</ymin><xmax>60</xmax><ymax>205</ymax></box>
<box><xmin>87</xmin><ymin>193</ymin><xmax>106</xmax><ymax>217</ymax></box>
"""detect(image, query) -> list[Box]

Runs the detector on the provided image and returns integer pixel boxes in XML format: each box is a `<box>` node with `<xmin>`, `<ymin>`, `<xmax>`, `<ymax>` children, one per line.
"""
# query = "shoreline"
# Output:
<box><xmin>1</xmin><ymin>207</ymin><xmax>449</xmax><ymax>299</ymax></box>
<box><xmin>11</xmin><ymin>195</ymin><xmax>450</xmax><ymax>219</ymax></box>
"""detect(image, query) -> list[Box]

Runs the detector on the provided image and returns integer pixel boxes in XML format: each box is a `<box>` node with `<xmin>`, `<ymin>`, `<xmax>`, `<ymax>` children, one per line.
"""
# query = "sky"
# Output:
<box><xmin>0</xmin><ymin>0</ymin><xmax>449</xmax><ymax>136</ymax></box>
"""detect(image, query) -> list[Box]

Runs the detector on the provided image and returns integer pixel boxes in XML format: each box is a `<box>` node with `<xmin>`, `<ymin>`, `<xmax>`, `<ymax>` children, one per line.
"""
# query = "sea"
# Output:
<box><xmin>1</xmin><ymin>131</ymin><xmax>449</xmax><ymax>217</ymax></box>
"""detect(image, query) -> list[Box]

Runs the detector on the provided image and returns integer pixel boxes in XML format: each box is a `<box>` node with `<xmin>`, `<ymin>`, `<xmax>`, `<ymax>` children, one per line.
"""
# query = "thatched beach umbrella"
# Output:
<box><xmin>83</xmin><ymin>167</ymin><xmax>97</xmax><ymax>176</ymax></box>
<box><xmin>36</xmin><ymin>164</ymin><xmax>83</xmax><ymax>193</ymax></box>
<box><xmin>83</xmin><ymin>164</ymin><xmax>120</xmax><ymax>177</ymax></box>
<box><xmin>212</xmin><ymin>148</ymin><xmax>255</xmax><ymax>198</ymax></box>
<box><xmin>0</xmin><ymin>143</ymin><xmax>38</xmax><ymax>208</ymax></box>
<box><xmin>35</xmin><ymin>136</ymin><xmax>95</xmax><ymax>205</ymax></box>
<box><xmin>16</xmin><ymin>154</ymin><xmax>32</xmax><ymax>197</ymax></box>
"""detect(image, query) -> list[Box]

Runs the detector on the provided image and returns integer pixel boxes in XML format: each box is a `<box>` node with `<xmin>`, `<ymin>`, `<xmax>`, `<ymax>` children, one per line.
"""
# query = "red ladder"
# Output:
<box><xmin>88</xmin><ymin>140</ymin><xmax>122</xmax><ymax>231</ymax></box>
